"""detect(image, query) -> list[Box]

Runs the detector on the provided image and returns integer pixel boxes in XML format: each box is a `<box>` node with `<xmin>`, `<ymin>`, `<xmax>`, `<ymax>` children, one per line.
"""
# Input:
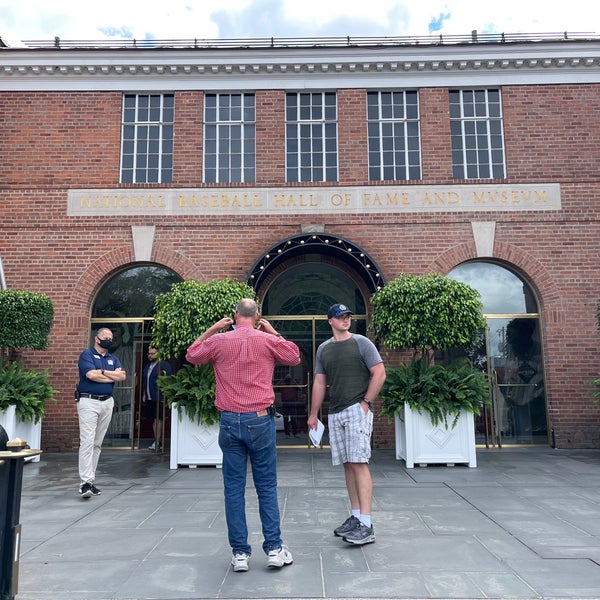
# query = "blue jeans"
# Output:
<box><xmin>218</xmin><ymin>411</ymin><xmax>282</xmax><ymax>556</ymax></box>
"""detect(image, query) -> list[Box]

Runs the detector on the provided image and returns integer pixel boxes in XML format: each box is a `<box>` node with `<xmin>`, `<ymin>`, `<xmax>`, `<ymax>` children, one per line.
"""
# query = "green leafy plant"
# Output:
<box><xmin>0</xmin><ymin>289</ymin><xmax>54</xmax><ymax>357</ymax></box>
<box><xmin>0</xmin><ymin>360</ymin><xmax>58</xmax><ymax>423</ymax></box>
<box><xmin>152</xmin><ymin>278</ymin><xmax>256</xmax><ymax>424</ymax></box>
<box><xmin>158</xmin><ymin>364</ymin><xmax>218</xmax><ymax>425</ymax></box>
<box><xmin>380</xmin><ymin>357</ymin><xmax>489</xmax><ymax>428</ymax></box>
<box><xmin>372</xmin><ymin>273</ymin><xmax>489</xmax><ymax>426</ymax></box>
<box><xmin>0</xmin><ymin>289</ymin><xmax>55</xmax><ymax>426</ymax></box>
<box><xmin>153</xmin><ymin>278</ymin><xmax>256</xmax><ymax>359</ymax></box>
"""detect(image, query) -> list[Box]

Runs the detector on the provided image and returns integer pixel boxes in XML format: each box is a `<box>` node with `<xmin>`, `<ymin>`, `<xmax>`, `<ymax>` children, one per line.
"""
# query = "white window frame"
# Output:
<box><xmin>450</xmin><ymin>89</ymin><xmax>506</xmax><ymax>179</ymax></box>
<box><xmin>203</xmin><ymin>92</ymin><xmax>256</xmax><ymax>183</ymax></box>
<box><xmin>285</xmin><ymin>92</ymin><xmax>338</xmax><ymax>182</ymax></box>
<box><xmin>120</xmin><ymin>93</ymin><xmax>174</xmax><ymax>184</ymax></box>
<box><xmin>367</xmin><ymin>90</ymin><xmax>422</xmax><ymax>181</ymax></box>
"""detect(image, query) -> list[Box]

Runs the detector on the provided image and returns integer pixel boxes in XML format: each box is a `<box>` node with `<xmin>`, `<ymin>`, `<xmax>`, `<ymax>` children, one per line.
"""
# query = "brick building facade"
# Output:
<box><xmin>1</xmin><ymin>33</ymin><xmax>599</xmax><ymax>452</ymax></box>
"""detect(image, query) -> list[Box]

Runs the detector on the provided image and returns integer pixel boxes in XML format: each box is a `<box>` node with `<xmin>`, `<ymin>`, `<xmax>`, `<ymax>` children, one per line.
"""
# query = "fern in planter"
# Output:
<box><xmin>380</xmin><ymin>356</ymin><xmax>489</xmax><ymax>428</ymax></box>
<box><xmin>158</xmin><ymin>364</ymin><xmax>219</xmax><ymax>426</ymax></box>
<box><xmin>0</xmin><ymin>360</ymin><xmax>57</xmax><ymax>423</ymax></box>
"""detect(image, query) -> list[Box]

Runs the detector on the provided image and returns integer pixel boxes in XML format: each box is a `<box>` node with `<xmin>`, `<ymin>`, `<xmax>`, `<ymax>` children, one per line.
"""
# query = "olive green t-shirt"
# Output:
<box><xmin>315</xmin><ymin>334</ymin><xmax>383</xmax><ymax>414</ymax></box>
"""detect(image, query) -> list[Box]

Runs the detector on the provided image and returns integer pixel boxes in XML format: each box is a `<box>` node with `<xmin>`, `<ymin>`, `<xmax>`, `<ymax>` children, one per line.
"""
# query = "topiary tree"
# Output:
<box><xmin>0</xmin><ymin>289</ymin><xmax>57</xmax><ymax>422</ymax></box>
<box><xmin>152</xmin><ymin>278</ymin><xmax>256</xmax><ymax>424</ymax></box>
<box><xmin>372</xmin><ymin>273</ymin><xmax>489</xmax><ymax>427</ymax></box>
<box><xmin>0</xmin><ymin>290</ymin><xmax>54</xmax><ymax>359</ymax></box>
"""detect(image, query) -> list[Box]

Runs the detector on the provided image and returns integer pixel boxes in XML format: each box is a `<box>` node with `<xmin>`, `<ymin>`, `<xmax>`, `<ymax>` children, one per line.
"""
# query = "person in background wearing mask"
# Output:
<box><xmin>142</xmin><ymin>347</ymin><xmax>172</xmax><ymax>451</ymax></box>
<box><xmin>308</xmin><ymin>303</ymin><xmax>386</xmax><ymax>545</ymax></box>
<box><xmin>186</xmin><ymin>298</ymin><xmax>300</xmax><ymax>573</ymax></box>
<box><xmin>76</xmin><ymin>327</ymin><xmax>126</xmax><ymax>498</ymax></box>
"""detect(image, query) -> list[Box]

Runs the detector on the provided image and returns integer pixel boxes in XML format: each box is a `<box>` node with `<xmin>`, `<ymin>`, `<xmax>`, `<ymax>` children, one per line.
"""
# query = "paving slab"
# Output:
<box><xmin>11</xmin><ymin>447</ymin><xmax>600</xmax><ymax>600</ymax></box>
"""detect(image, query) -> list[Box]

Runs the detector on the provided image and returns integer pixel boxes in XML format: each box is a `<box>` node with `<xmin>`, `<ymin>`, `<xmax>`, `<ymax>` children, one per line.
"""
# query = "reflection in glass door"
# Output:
<box><xmin>485</xmin><ymin>317</ymin><xmax>547</xmax><ymax>446</ymax></box>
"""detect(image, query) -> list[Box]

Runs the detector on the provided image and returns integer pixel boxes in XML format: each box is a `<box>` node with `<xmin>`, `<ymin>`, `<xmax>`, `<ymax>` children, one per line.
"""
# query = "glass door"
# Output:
<box><xmin>448</xmin><ymin>262</ymin><xmax>549</xmax><ymax>447</ymax></box>
<box><xmin>485</xmin><ymin>317</ymin><xmax>547</xmax><ymax>446</ymax></box>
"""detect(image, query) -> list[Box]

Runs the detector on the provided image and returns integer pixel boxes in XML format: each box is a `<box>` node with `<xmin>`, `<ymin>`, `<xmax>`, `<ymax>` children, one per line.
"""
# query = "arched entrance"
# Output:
<box><xmin>90</xmin><ymin>264</ymin><xmax>182</xmax><ymax>449</ymax></box>
<box><xmin>248</xmin><ymin>233</ymin><xmax>385</xmax><ymax>447</ymax></box>
<box><xmin>448</xmin><ymin>261</ymin><xmax>548</xmax><ymax>447</ymax></box>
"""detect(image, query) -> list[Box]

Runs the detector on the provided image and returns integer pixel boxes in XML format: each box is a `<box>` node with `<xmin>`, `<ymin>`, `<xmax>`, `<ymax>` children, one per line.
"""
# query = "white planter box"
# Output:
<box><xmin>394</xmin><ymin>402</ymin><xmax>476</xmax><ymax>468</ymax></box>
<box><xmin>169</xmin><ymin>404</ymin><xmax>222</xmax><ymax>469</ymax></box>
<box><xmin>0</xmin><ymin>405</ymin><xmax>42</xmax><ymax>462</ymax></box>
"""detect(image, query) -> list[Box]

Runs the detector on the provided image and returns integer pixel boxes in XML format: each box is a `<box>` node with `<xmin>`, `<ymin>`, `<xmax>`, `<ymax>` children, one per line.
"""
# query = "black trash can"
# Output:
<box><xmin>0</xmin><ymin>425</ymin><xmax>42</xmax><ymax>600</ymax></box>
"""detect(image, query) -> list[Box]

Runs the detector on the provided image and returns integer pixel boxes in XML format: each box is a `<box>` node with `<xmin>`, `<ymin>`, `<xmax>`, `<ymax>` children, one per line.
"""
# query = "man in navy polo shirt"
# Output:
<box><xmin>76</xmin><ymin>327</ymin><xmax>126</xmax><ymax>498</ymax></box>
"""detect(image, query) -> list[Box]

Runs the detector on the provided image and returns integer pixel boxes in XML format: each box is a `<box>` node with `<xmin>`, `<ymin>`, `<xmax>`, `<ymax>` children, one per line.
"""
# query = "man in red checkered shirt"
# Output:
<box><xmin>186</xmin><ymin>298</ymin><xmax>300</xmax><ymax>573</ymax></box>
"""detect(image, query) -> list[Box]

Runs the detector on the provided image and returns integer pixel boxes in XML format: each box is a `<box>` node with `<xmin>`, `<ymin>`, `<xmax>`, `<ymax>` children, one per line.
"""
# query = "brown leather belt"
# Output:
<box><xmin>223</xmin><ymin>405</ymin><xmax>275</xmax><ymax>417</ymax></box>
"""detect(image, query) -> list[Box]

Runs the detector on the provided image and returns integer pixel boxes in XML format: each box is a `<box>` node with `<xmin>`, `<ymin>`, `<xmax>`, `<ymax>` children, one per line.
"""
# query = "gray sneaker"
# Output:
<box><xmin>231</xmin><ymin>552</ymin><xmax>249</xmax><ymax>572</ymax></box>
<box><xmin>333</xmin><ymin>515</ymin><xmax>361</xmax><ymax>537</ymax></box>
<box><xmin>342</xmin><ymin>523</ymin><xmax>375</xmax><ymax>545</ymax></box>
<box><xmin>267</xmin><ymin>545</ymin><xmax>293</xmax><ymax>568</ymax></box>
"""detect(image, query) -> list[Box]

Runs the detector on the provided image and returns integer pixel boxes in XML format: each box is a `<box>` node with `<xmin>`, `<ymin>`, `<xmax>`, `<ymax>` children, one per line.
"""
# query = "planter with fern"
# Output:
<box><xmin>381</xmin><ymin>357</ymin><xmax>487</xmax><ymax>467</ymax></box>
<box><xmin>158</xmin><ymin>363</ymin><xmax>222</xmax><ymax>468</ymax></box>
<box><xmin>152</xmin><ymin>278</ymin><xmax>256</xmax><ymax>468</ymax></box>
<box><xmin>0</xmin><ymin>290</ymin><xmax>56</xmax><ymax>462</ymax></box>
<box><xmin>0</xmin><ymin>360</ymin><xmax>57</xmax><ymax>462</ymax></box>
<box><xmin>371</xmin><ymin>273</ymin><xmax>489</xmax><ymax>468</ymax></box>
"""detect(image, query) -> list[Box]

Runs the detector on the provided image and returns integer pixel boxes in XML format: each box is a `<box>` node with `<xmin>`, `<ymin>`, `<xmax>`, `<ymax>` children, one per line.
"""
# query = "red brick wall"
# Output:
<box><xmin>1</xmin><ymin>83</ymin><xmax>599</xmax><ymax>451</ymax></box>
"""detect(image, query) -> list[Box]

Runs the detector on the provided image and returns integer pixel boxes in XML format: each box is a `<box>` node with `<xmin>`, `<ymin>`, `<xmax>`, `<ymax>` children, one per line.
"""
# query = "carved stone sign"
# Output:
<box><xmin>67</xmin><ymin>183</ymin><xmax>561</xmax><ymax>216</ymax></box>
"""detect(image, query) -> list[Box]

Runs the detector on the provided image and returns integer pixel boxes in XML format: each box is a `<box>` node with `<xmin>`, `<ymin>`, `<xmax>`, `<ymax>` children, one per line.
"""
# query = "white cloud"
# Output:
<box><xmin>0</xmin><ymin>0</ymin><xmax>597</xmax><ymax>47</ymax></box>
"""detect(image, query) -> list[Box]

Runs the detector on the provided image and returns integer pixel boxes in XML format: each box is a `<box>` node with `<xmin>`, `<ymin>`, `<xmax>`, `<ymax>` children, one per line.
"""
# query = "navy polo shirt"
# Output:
<box><xmin>78</xmin><ymin>347</ymin><xmax>123</xmax><ymax>395</ymax></box>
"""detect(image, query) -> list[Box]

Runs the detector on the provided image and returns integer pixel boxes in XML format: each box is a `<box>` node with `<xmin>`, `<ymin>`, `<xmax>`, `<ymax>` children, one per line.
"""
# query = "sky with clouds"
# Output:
<box><xmin>1</xmin><ymin>0</ymin><xmax>598</xmax><ymax>47</ymax></box>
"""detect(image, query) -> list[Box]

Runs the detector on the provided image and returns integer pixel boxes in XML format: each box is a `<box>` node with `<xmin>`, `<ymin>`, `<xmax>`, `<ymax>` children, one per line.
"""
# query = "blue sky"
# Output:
<box><xmin>0</xmin><ymin>0</ymin><xmax>598</xmax><ymax>47</ymax></box>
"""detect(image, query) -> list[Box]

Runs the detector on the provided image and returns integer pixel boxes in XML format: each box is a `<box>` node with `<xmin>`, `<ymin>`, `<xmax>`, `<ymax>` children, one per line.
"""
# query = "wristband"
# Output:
<box><xmin>362</xmin><ymin>398</ymin><xmax>372</xmax><ymax>409</ymax></box>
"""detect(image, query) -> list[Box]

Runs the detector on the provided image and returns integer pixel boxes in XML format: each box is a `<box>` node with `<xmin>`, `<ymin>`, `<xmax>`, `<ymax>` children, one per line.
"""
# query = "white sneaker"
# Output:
<box><xmin>148</xmin><ymin>441</ymin><xmax>155</xmax><ymax>450</ymax></box>
<box><xmin>267</xmin><ymin>545</ymin><xmax>293</xmax><ymax>568</ymax></box>
<box><xmin>231</xmin><ymin>552</ymin><xmax>249</xmax><ymax>572</ymax></box>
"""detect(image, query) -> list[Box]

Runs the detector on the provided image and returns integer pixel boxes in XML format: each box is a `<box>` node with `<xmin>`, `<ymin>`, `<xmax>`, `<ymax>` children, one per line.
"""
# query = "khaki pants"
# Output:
<box><xmin>77</xmin><ymin>396</ymin><xmax>114</xmax><ymax>484</ymax></box>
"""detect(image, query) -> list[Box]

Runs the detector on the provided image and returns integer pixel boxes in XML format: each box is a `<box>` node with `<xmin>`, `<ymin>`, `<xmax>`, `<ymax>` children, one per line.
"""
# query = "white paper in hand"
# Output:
<box><xmin>309</xmin><ymin>420</ymin><xmax>325</xmax><ymax>447</ymax></box>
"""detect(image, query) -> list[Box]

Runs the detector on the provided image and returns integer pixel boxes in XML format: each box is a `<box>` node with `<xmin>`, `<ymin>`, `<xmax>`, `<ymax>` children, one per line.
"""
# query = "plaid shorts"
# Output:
<box><xmin>328</xmin><ymin>402</ymin><xmax>373</xmax><ymax>466</ymax></box>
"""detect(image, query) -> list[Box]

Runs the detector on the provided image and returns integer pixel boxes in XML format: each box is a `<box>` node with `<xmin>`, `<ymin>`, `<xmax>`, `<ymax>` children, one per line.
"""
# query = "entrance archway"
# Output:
<box><xmin>249</xmin><ymin>233</ymin><xmax>385</xmax><ymax>447</ymax></box>
<box><xmin>448</xmin><ymin>261</ymin><xmax>548</xmax><ymax>447</ymax></box>
<box><xmin>90</xmin><ymin>264</ymin><xmax>182</xmax><ymax>449</ymax></box>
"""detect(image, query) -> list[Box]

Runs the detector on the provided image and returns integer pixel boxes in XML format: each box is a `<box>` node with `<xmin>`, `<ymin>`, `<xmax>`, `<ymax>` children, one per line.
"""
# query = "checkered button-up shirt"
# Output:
<box><xmin>186</xmin><ymin>323</ymin><xmax>300</xmax><ymax>413</ymax></box>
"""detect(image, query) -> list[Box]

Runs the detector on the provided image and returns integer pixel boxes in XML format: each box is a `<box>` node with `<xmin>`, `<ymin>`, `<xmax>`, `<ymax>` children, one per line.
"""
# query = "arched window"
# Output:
<box><xmin>448</xmin><ymin>262</ymin><xmax>548</xmax><ymax>447</ymax></box>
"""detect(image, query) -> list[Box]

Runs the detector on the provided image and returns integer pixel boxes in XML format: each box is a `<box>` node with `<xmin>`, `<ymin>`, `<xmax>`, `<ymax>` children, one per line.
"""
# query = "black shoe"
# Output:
<box><xmin>342</xmin><ymin>523</ymin><xmax>375</xmax><ymax>545</ymax></box>
<box><xmin>79</xmin><ymin>482</ymin><xmax>93</xmax><ymax>498</ymax></box>
<box><xmin>90</xmin><ymin>484</ymin><xmax>102</xmax><ymax>496</ymax></box>
<box><xmin>333</xmin><ymin>515</ymin><xmax>361</xmax><ymax>537</ymax></box>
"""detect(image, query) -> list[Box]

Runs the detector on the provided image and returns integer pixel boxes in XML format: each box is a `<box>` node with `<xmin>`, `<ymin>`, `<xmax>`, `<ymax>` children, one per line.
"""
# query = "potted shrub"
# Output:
<box><xmin>0</xmin><ymin>289</ymin><xmax>56</xmax><ymax>461</ymax></box>
<box><xmin>371</xmin><ymin>273</ymin><xmax>489</xmax><ymax>467</ymax></box>
<box><xmin>152</xmin><ymin>278</ymin><xmax>256</xmax><ymax>468</ymax></box>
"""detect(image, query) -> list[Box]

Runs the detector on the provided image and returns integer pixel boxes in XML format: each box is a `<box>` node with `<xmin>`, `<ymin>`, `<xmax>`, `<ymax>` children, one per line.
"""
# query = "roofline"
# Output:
<box><xmin>2</xmin><ymin>32</ymin><xmax>600</xmax><ymax>91</ymax></box>
<box><xmin>6</xmin><ymin>31</ymin><xmax>598</xmax><ymax>50</ymax></box>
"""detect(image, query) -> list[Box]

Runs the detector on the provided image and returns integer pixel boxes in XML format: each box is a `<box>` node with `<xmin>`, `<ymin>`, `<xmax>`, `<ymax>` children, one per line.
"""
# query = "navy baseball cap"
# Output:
<box><xmin>327</xmin><ymin>303</ymin><xmax>354</xmax><ymax>318</ymax></box>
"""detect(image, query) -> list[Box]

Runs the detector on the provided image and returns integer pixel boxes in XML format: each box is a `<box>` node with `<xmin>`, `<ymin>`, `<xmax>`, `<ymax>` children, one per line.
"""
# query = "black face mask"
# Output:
<box><xmin>98</xmin><ymin>338</ymin><xmax>113</xmax><ymax>350</ymax></box>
